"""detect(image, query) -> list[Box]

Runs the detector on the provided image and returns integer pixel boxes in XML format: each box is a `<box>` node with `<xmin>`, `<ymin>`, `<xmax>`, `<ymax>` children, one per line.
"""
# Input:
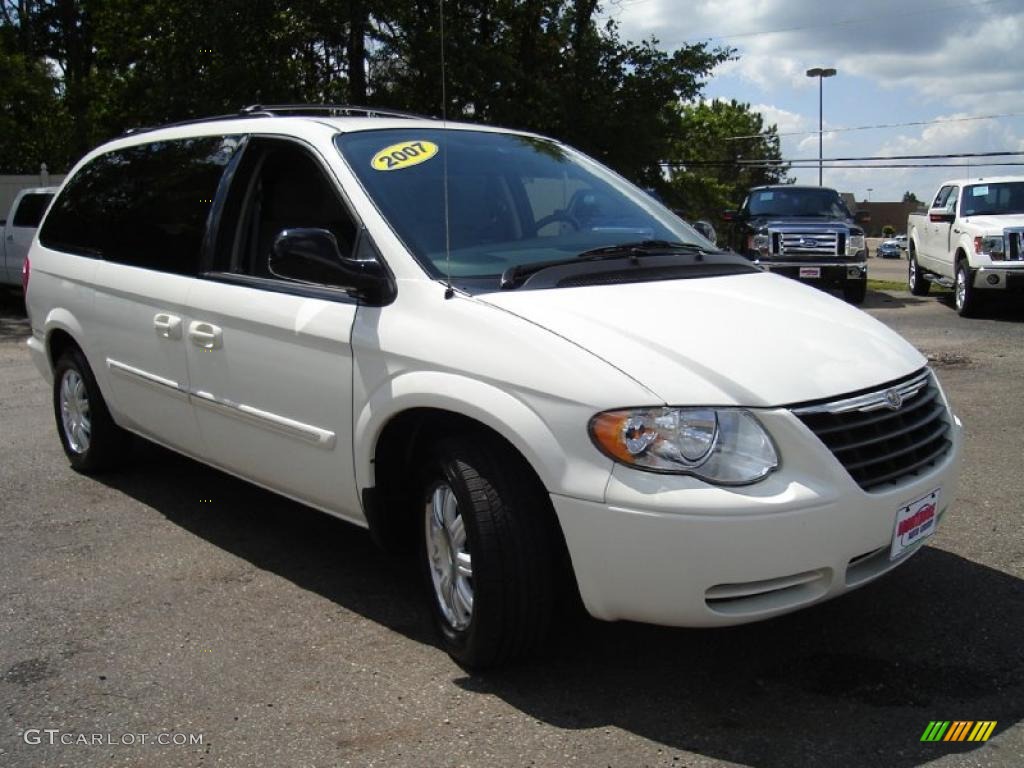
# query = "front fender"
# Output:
<box><xmin>354</xmin><ymin>370</ymin><xmax>614</xmax><ymax>501</ymax></box>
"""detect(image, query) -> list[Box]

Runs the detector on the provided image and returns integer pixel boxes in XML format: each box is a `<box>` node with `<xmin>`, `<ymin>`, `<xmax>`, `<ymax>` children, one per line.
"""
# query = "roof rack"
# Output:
<box><xmin>239</xmin><ymin>103</ymin><xmax>437</xmax><ymax>121</ymax></box>
<box><xmin>121</xmin><ymin>103</ymin><xmax>436</xmax><ymax>138</ymax></box>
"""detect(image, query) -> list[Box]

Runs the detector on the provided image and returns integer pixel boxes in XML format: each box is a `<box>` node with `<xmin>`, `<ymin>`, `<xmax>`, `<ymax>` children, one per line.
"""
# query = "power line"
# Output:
<box><xmin>659</xmin><ymin>160</ymin><xmax>1024</xmax><ymax>169</ymax></box>
<box><xmin>726</xmin><ymin>111</ymin><xmax>1024</xmax><ymax>141</ymax></box>
<box><xmin>662</xmin><ymin>150</ymin><xmax>1024</xmax><ymax>167</ymax></box>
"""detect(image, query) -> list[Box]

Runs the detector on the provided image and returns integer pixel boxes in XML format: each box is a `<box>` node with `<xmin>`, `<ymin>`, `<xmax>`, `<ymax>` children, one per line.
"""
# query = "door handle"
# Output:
<box><xmin>5</xmin><ymin>234</ymin><xmax>12</xmax><ymax>241</ymax></box>
<box><xmin>188</xmin><ymin>321</ymin><xmax>223</xmax><ymax>350</ymax></box>
<box><xmin>153</xmin><ymin>313</ymin><xmax>183</xmax><ymax>340</ymax></box>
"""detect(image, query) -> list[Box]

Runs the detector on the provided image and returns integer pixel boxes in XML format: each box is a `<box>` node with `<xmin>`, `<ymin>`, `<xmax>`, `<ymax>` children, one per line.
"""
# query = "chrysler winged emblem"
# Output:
<box><xmin>884</xmin><ymin>389</ymin><xmax>904</xmax><ymax>410</ymax></box>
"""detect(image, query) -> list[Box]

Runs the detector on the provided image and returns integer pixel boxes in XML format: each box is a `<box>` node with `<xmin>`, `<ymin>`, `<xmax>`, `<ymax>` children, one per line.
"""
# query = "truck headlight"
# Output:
<box><xmin>589</xmin><ymin>408</ymin><xmax>779</xmax><ymax>485</ymax></box>
<box><xmin>847</xmin><ymin>234</ymin><xmax>865</xmax><ymax>256</ymax></box>
<box><xmin>974</xmin><ymin>235</ymin><xmax>1005</xmax><ymax>260</ymax></box>
<box><xmin>749</xmin><ymin>234</ymin><xmax>770</xmax><ymax>255</ymax></box>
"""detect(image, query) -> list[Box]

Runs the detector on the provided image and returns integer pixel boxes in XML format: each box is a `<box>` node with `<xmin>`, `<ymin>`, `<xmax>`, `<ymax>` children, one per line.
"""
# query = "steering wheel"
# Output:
<box><xmin>533</xmin><ymin>211</ymin><xmax>580</xmax><ymax>234</ymax></box>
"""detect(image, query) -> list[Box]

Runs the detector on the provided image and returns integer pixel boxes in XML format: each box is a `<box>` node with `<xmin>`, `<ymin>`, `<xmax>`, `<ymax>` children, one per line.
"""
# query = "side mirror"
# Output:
<box><xmin>269</xmin><ymin>228</ymin><xmax>394</xmax><ymax>304</ymax></box>
<box><xmin>855</xmin><ymin>210</ymin><xmax>871</xmax><ymax>224</ymax></box>
<box><xmin>928</xmin><ymin>211</ymin><xmax>955</xmax><ymax>223</ymax></box>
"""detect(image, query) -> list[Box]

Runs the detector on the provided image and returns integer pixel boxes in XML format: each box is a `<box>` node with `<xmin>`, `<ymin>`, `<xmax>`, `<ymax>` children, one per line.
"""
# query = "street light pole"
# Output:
<box><xmin>806</xmin><ymin>67</ymin><xmax>837</xmax><ymax>186</ymax></box>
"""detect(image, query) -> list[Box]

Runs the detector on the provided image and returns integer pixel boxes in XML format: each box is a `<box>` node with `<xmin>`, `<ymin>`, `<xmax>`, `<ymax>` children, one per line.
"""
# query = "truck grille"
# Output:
<box><xmin>1004</xmin><ymin>228</ymin><xmax>1024</xmax><ymax>260</ymax></box>
<box><xmin>792</xmin><ymin>370</ymin><xmax>951</xmax><ymax>491</ymax></box>
<box><xmin>773</xmin><ymin>230</ymin><xmax>842</xmax><ymax>256</ymax></box>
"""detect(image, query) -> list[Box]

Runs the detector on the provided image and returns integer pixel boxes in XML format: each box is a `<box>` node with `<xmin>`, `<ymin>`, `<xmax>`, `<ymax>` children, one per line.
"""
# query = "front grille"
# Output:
<box><xmin>774</xmin><ymin>230</ymin><xmax>841</xmax><ymax>256</ymax></box>
<box><xmin>1004</xmin><ymin>229</ymin><xmax>1024</xmax><ymax>260</ymax></box>
<box><xmin>792</xmin><ymin>370</ymin><xmax>951</xmax><ymax>491</ymax></box>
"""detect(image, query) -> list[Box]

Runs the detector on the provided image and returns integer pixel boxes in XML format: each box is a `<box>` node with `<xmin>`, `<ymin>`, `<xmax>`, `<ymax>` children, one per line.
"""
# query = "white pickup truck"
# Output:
<box><xmin>1</xmin><ymin>187</ymin><xmax>56</xmax><ymax>290</ymax></box>
<box><xmin>907</xmin><ymin>177</ymin><xmax>1024</xmax><ymax>316</ymax></box>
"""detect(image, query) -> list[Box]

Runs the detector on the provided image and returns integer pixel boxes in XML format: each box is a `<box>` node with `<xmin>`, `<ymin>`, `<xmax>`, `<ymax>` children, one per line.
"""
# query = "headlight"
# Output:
<box><xmin>974</xmin><ymin>235</ymin><xmax>1005</xmax><ymax>260</ymax></box>
<box><xmin>847</xmin><ymin>234</ymin><xmax>865</xmax><ymax>256</ymax></box>
<box><xmin>589</xmin><ymin>407</ymin><xmax>779</xmax><ymax>485</ymax></box>
<box><xmin>750</xmin><ymin>233</ymin><xmax>770</xmax><ymax>255</ymax></box>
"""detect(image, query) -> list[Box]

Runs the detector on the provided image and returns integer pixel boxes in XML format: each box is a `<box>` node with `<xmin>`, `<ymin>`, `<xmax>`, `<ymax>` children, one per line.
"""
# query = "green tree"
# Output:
<box><xmin>902</xmin><ymin>190</ymin><xmax>920</xmax><ymax>205</ymax></box>
<box><xmin>664</xmin><ymin>99</ymin><xmax>788</xmax><ymax>223</ymax></box>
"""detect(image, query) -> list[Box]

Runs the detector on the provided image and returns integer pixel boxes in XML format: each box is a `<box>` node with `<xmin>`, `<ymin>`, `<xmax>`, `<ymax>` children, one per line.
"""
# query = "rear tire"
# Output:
<box><xmin>418</xmin><ymin>433</ymin><xmax>559</xmax><ymax>669</ymax></box>
<box><xmin>52</xmin><ymin>347</ymin><xmax>127</xmax><ymax>474</ymax></box>
<box><xmin>908</xmin><ymin>248</ymin><xmax>930</xmax><ymax>296</ymax></box>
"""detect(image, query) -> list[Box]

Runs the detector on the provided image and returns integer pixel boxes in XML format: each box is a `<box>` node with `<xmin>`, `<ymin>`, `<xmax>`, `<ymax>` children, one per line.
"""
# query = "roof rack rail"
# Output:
<box><xmin>120</xmin><ymin>103</ymin><xmax>436</xmax><ymax>138</ymax></box>
<box><xmin>239</xmin><ymin>104</ymin><xmax>437</xmax><ymax>121</ymax></box>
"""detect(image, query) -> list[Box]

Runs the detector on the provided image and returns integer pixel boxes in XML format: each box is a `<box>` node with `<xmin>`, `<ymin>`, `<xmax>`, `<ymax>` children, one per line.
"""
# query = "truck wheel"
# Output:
<box><xmin>52</xmin><ymin>347</ymin><xmax>127</xmax><ymax>473</ymax></box>
<box><xmin>908</xmin><ymin>250</ymin><xmax>930</xmax><ymax>296</ymax></box>
<box><xmin>843</xmin><ymin>279</ymin><xmax>867</xmax><ymax>305</ymax></box>
<box><xmin>418</xmin><ymin>433</ymin><xmax>557</xmax><ymax>669</ymax></box>
<box><xmin>954</xmin><ymin>259</ymin><xmax>982</xmax><ymax>317</ymax></box>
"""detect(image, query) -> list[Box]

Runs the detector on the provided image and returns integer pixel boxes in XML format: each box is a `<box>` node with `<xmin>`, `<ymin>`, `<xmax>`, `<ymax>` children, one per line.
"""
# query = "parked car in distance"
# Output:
<box><xmin>877</xmin><ymin>240</ymin><xmax>903</xmax><ymax>259</ymax></box>
<box><xmin>26</xmin><ymin>106</ymin><xmax>963</xmax><ymax>668</ymax></box>
<box><xmin>2</xmin><ymin>187</ymin><xmax>56</xmax><ymax>289</ymax></box>
<box><xmin>895</xmin><ymin>234</ymin><xmax>908</xmax><ymax>249</ymax></box>
<box><xmin>908</xmin><ymin>177</ymin><xmax>1024</xmax><ymax>316</ymax></box>
<box><xmin>722</xmin><ymin>185</ymin><xmax>870</xmax><ymax>304</ymax></box>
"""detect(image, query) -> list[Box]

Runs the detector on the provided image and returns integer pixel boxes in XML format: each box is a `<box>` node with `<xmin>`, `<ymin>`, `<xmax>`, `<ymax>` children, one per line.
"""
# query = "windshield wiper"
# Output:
<box><xmin>499</xmin><ymin>240</ymin><xmax>713</xmax><ymax>290</ymax></box>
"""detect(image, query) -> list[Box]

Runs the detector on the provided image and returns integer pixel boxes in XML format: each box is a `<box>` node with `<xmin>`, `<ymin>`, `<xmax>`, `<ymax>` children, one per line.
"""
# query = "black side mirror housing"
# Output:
<box><xmin>721</xmin><ymin>210</ymin><xmax>737</xmax><ymax>222</ymax></box>
<box><xmin>269</xmin><ymin>228</ymin><xmax>395</xmax><ymax>304</ymax></box>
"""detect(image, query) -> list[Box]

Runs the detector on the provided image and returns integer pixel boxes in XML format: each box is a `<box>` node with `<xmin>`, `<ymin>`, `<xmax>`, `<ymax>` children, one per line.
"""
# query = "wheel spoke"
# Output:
<box><xmin>442</xmin><ymin>487</ymin><xmax>458</xmax><ymax>526</ymax></box>
<box><xmin>447</xmin><ymin>514</ymin><xmax>466</xmax><ymax>550</ymax></box>
<box><xmin>431</xmin><ymin>486</ymin><xmax>446</xmax><ymax>527</ymax></box>
<box><xmin>455</xmin><ymin>550</ymin><xmax>472</xmax><ymax>578</ymax></box>
<box><xmin>454</xmin><ymin>577</ymin><xmax>474</xmax><ymax>615</ymax></box>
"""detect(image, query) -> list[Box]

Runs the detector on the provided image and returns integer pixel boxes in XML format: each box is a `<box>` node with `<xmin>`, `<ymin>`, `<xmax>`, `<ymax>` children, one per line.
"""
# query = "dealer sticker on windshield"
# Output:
<box><xmin>371</xmin><ymin>140</ymin><xmax>439</xmax><ymax>171</ymax></box>
<box><xmin>891</xmin><ymin>488</ymin><xmax>940</xmax><ymax>560</ymax></box>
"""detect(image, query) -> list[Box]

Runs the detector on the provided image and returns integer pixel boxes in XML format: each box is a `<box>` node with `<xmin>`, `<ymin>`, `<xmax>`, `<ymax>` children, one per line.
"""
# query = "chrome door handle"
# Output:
<box><xmin>188</xmin><ymin>321</ymin><xmax>223</xmax><ymax>350</ymax></box>
<box><xmin>153</xmin><ymin>313</ymin><xmax>182</xmax><ymax>340</ymax></box>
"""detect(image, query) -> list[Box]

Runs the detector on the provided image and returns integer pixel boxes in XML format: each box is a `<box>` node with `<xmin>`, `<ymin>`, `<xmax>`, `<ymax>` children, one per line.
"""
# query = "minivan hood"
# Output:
<box><xmin>478</xmin><ymin>272</ymin><xmax>925</xmax><ymax>406</ymax></box>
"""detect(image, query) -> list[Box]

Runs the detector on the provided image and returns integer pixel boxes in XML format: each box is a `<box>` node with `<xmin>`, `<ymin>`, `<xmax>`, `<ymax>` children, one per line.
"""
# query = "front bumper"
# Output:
<box><xmin>973</xmin><ymin>265</ymin><xmax>1024</xmax><ymax>290</ymax></box>
<box><xmin>754</xmin><ymin>260</ymin><xmax>867</xmax><ymax>290</ymax></box>
<box><xmin>552</xmin><ymin>407</ymin><xmax>962</xmax><ymax>627</ymax></box>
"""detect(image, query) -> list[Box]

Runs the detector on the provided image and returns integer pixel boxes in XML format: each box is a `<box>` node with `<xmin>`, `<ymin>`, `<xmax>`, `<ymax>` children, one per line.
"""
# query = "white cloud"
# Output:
<box><xmin>614</xmin><ymin>0</ymin><xmax>1024</xmax><ymax>102</ymax></box>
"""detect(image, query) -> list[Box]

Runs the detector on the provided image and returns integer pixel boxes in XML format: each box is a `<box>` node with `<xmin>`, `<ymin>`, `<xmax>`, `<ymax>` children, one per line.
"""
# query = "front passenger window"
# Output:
<box><xmin>217</xmin><ymin>141</ymin><xmax>358</xmax><ymax>286</ymax></box>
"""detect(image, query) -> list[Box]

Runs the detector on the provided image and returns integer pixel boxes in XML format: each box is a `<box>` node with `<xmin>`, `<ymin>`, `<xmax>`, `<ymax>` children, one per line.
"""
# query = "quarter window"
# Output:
<box><xmin>39</xmin><ymin>136</ymin><xmax>241</xmax><ymax>274</ymax></box>
<box><xmin>12</xmin><ymin>193</ymin><xmax>54</xmax><ymax>228</ymax></box>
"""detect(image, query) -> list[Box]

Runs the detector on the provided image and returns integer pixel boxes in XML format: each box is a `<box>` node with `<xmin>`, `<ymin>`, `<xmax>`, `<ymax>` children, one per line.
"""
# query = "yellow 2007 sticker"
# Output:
<box><xmin>371</xmin><ymin>140</ymin><xmax>439</xmax><ymax>171</ymax></box>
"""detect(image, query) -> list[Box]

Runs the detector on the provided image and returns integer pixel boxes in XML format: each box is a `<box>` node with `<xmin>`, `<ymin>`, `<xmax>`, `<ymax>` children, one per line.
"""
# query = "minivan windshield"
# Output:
<box><xmin>335</xmin><ymin>129</ymin><xmax>708</xmax><ymax>283</ymax></box>
<box><xmin>961</xmin><ymin>182</ymin><xmax>1024</xmax><ymax>216</ymax></box>
<box><xmin>744</xmin><ymin>187</ymin><xmax>852</xmax><ymax>219</ymax></box>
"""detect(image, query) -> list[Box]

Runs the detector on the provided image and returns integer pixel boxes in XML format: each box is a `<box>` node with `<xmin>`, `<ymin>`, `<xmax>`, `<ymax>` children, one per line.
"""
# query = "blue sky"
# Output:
<box><xmin>607</xmin><ymin>0</ymin><xmax>1024</xmax><ymax>204</ymax></box>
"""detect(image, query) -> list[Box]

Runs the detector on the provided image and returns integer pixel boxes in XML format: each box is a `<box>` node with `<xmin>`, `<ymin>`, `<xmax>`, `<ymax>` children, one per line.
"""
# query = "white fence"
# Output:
<box><xmin>0</xmin><ymin>169</ymin><xmax>66</xmax><ymax>220</ymax></box>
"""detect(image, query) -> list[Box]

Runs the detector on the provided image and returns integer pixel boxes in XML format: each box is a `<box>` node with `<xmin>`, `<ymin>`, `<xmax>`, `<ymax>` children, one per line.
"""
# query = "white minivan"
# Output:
<box><xmin>26</xmin><ymin>106</ymin><xmax>962</xmax><ymax>668</ymax></box>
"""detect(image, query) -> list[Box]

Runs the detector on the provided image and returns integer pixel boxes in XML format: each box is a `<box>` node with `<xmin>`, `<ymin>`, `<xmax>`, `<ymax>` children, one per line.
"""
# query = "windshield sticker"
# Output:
<box><xmin>971</xmin><ymin>186</ymin><xmax>989</xmax><ymax>196</ymax></box>
<box><xmin>758</xmin><ymin>191</ymin><xmax>774</xmax><ymax>201</ymax></box>
<box><xmin>371</xmin><ymin>140</ymin><xmax>439</xmax><ymax>171</ymax></box>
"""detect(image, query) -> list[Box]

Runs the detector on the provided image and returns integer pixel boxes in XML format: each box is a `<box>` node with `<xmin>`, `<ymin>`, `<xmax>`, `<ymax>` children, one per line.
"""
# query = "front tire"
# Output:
<box><xmin>418</xmin><ymin>434</ymin><xmax>558</xmax><ymax>669</ymax></box>
<box><xmin>955</xmin><ymin>258</ymin><xmax>982</xmax><ymax>317</ymax></box>
<box><xmin>908</xmin><ymin>249</ymin><xmax>930</xmax><ymax>296</ymax></box>
<box><xmin>843</xmin><ymin>279</ymin><xmax>867</xmax><ymax>305</ymax></box>
<box><xmin>52</xmin><ymin>347</ymin><xmax>126</xmax><ymax>473</ymax></box>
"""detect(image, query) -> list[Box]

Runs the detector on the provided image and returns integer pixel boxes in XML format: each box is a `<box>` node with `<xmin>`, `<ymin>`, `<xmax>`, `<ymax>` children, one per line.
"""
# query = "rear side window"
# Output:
<box><xmin>39</xmin><ymin>136</ymin><xmax>241</xmax><ymax>274</ymax></box>
<box><xmin>12</xmin><ymin>193</ymin><xmax>54</xmax><ymax>227</ymax></box>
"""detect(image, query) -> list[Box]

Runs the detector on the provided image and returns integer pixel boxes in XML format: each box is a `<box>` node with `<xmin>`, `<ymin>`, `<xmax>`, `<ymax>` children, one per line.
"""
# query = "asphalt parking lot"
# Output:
<box><xmin>1</xmin><ymin>284</ymin><xmax>1022</xmax><ymax>768</ymax></box>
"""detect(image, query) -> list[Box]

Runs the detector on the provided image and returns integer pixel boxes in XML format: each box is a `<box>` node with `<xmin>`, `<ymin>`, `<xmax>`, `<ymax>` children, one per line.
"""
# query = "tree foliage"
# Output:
<box><xmin>664</xmin><ymin>99</ymin><xmax>789</xmax><ymax>223</ymax></box>
<box><xmin>0</xmin><ymin>0</ymin><xmax>777</xmax><ymax>196</ymax></box>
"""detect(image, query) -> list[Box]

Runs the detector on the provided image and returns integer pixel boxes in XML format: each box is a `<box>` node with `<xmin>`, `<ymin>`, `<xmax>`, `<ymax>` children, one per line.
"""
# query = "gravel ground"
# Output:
<box><xmin>1</xmin><ymin>285</ymin><xmax>1022</xmax><ymax>768</ymax></box>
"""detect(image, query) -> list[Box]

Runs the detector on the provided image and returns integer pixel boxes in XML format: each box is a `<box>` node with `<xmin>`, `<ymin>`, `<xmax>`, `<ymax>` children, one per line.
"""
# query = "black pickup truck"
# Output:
<box><xmin>722</xmin><ymin>185</ymin><xmax>870</xmax><ymax>304</ymax></box>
